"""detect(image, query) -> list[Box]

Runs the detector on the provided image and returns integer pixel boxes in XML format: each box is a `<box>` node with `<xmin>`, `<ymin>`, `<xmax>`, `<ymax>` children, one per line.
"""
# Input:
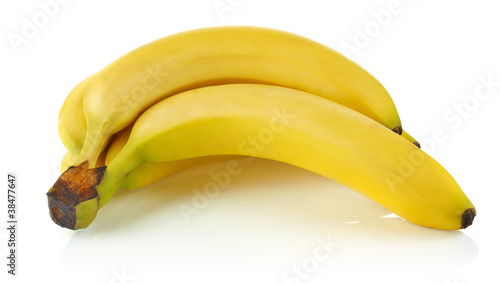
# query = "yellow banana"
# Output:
<box><xmin>58</xmin><ymin>74</ymin><xmax>94</xmax><ymax>156</ymax></box>
<box><xmin>60</xmin><ymin>148</ymin><xmax>107</xmax><ymax>173</ymax></box>
<box><xmin>104</xmin><ymin>122</ymin><xmax>421</xmax><ymax>192</ymax></box>
<box><xmin>61</xmin><ymin>152</ymin><xmax>76</xmax><ymax>173</ymax></box>
<box><xmin>59</xmin><ymin>68</ymin><xmax>419</xmax><ymax>188</ymax></box>
<box><xmin>47</xmin><ymin>84</ymin><xmax>475</xmax><ymax>230</ymax></box>
<box><xmin>105</xmin><ymin>126</ymin><xmax>237</xmax><ymax>190</ymax></box>
<box><xmin>401</xmin><ymin>130</ymin><xmax>420</xmax><ymax>148</ymax></box>
<box><xmin>60</xmin><ymin>103</ymin><xmax>235</xmax><ymax>189</ymax></box>
<box><xmin>74</xmin><ymin>26</ymin><xmax>410</xmax><ymax>167</ymax></box>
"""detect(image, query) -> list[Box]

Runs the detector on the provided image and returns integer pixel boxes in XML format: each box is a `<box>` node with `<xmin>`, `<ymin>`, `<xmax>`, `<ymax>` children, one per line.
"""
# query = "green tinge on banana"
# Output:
<box><xmin>48</xmin><ymin>84</ymin><xmax>475</xmax><ymax>230</ymax></box>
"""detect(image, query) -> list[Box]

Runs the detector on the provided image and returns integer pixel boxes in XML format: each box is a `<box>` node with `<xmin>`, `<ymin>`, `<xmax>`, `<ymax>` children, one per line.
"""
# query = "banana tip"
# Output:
<box><xmin>392</xmin><ymin>126</ymin><xmax>403</xmax><ymax>135</ymax></box>
<box><xmin>461</xmin><ymin>208</ymin><xmax>476</xmax><ymax>229</ymax></box>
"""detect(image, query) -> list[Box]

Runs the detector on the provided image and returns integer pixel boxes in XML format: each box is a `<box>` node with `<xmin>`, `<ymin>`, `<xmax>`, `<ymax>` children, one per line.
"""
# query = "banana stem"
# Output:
<box><xmin>47</xmin><ymin>146</ymin><xmax>140</xmax><ymax>229</ymax></box>
<box><xmin>47</xmin><ymin>161</ymin><xmax>106</xmax><ymax>229</ymax></box>
<box><xmin>96</xmin><ymin>145</ymin><xmax>144</xmax><ymax>207</ymax></box>
<box><xmin>77</xmin><ymin>126</ymin><xmax>110</xmax><ymax>168</ymax></box>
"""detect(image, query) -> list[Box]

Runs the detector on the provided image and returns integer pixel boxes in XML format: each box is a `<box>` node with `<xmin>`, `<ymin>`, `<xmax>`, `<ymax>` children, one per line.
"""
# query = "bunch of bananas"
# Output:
<box><xmin>47</xmin><ymin>26</ymin><xmax>475</xmax><ymax>230</ymax></box>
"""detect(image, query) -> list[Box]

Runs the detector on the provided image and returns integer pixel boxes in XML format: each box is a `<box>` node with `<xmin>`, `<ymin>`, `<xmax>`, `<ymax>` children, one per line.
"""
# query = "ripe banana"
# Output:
<box><xmin>57</xmin><ymin>72</ymin><xmax>418</xmax><ymax>188</ymax></box>
<box><xmin>104</xmin><ymin>126</ymin><xmax>237</xmax><ymax>190</ymax></box>
<box><xmin>47</xmin><ymin>84</ymin><xmax>475</xmax><ymax>230</ymax></box>
<box><xmin>58</xmin><ymin>72</ymin><xmax>419</xmax><ymax>185</ymax></box>
<box><xmin>61</xmin><ymin>152</ymin><xmax>76</xmax><ymax>173</ymax></box>
<box><xmin>104</xmin><ymin>121</ymin><xmax>421</xmax><ymax>191</ymax></box>
<box><xmin>74</xmin><ymin>26</ymin><xmax>411</xmax><ymax>167</ymax></box>
<box><xmin>58</xmin><ymin>74</ymin><xmax>94</xmax><ymax>156</ymax></box>
<box><xmin>401</xmin><ymin>130</ymin><xmax>420</xmax><ymax>148</ymax></box>
<box><xmin>61</xmin><ymin>148</ymin><xmax>107</xmax><ymax>173</ymax></box>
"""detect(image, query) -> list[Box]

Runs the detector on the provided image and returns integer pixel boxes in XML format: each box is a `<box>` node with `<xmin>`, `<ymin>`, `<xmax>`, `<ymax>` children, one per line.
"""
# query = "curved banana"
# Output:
<box><xmin>60</xmin><ymin>147</ymin><xmax>107</xmax><ymax>173</ymax></box>
<box><xmin>48</xmin><ymin>84</ymin><xmax>475</xmax><ymax>230</ymax></box>
<box><xmin>58</xmin><ymin>74</ymin><xmax>94</xmax><ymax>156</ymax></box>
<box><xmin>105</xmin><ymin>126</ymin><xmax>237</xmax><ymax>190</ymax></box>
<box><xmin>61</xmin><ymin>152</ymin><xmax>76</xmax><ymax>173</ymax></box>
<box><xmin>104</xmin><ymin>123</ymin><xmax>422</xmax><ymax>192</ymax></box>
<box><xmin>401</xmin><ymin>130</ymin><xmax>420</xmax><ymax>148</ymax></box>
<box><xmin>75</xmin><ymin>26</ymin><xmax>408</xmax><ymax>167</ymax></box>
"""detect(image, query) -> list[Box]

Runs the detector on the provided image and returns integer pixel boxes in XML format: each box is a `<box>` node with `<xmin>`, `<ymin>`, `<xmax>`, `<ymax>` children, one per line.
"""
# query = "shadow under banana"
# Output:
<box><xmin>60</xmin><ymin>158</ymin><xmax>478</xmax><ymax>274</ymax></box>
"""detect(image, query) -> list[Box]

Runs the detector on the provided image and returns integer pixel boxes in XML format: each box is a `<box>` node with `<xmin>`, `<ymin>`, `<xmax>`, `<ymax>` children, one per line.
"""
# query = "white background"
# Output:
<box><xmin>1</xmin><ymin>0</ymin><xmax>499</xmax><ymax>282</ymax></box>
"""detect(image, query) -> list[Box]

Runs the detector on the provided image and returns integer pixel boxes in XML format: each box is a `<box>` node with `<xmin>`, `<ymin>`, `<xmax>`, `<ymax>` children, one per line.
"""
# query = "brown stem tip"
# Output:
<box><xmin>413</xmin><ymin>141</ymin><xmax>421</xmax><ymax>148</ymax></box>
<box><xmin>461</xmin><ymin>208</ymin><xmax>476</xmax><ymax>229</ymax></box>
<box><xmin>392</xmin><ymin>126</ymin><xmax>403</xmax><ymax>135</ymax></box>
<box><xmin>46</xmin><ymin>161</ymin><xmax>106</xmax><ymax>230</ymax></box>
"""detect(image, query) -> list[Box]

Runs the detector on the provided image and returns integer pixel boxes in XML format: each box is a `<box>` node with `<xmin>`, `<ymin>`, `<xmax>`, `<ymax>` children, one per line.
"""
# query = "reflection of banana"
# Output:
<box><xmin>74</xmin><ymin>26</ymin><xmax>411</xmax><ymax>167</ymax></box>
<box><xmin>58</xmin><ymin>74</ymin><xmax>94</xmax><ymax>156</ymax></box>
<box><xmin>48</xmin><ymin>84</ymin><xmax>475</xmax><ymax>230</ymax></box>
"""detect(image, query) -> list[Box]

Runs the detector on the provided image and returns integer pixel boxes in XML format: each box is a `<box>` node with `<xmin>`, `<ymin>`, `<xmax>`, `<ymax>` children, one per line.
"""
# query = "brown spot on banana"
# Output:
<box><xmin>392</xmin><ymin>126</ymin><xmax>403</xmax><ymax>135</ymax></box>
